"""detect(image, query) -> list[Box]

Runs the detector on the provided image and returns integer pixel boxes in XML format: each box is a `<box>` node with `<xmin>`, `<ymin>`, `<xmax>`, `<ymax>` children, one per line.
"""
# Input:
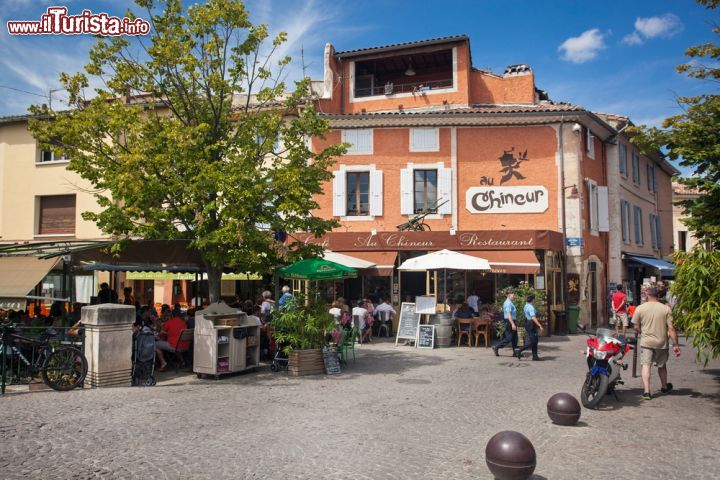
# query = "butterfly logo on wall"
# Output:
<box><xmin>498</xmin><ymin>148</ymin><xmax>529</xmax><ymax>184</ymax></box>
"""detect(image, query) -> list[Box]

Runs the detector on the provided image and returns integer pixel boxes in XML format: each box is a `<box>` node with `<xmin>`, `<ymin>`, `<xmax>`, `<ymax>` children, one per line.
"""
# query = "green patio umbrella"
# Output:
<box><xmin>278</xmin><ymin>258</ymin><xmax>358</xmax><ymax>280</ymax></box>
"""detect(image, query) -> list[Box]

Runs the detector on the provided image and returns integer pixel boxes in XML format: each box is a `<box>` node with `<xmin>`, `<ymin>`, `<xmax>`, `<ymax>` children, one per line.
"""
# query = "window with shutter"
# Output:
<box><xmin>649</xmin><ymin>213</ymin><xmax>657</xmax><ymax>248</ymax></box>
<box><xmin>587</xmin><ymin>180</ymin><xmax>598</xmax><ymax>232</ymax></box>
<box><xmin>341</xmin><ymin>129</ymin><xmax>373</xmax><ymax>155</ymax></box>
<box><xmin>621</xmin><ymin>200</ymin><xmax>628</xmax><ymax>242</ymax></box>
<box><xmin>409</xmin><ymin>128</ymin><xmax>439</xmax><ymax>152</ymax></box>
<box><xmin>633</xmin><ymin>206</ymin><xmax>644</xmax><ymax>245</ymax></box>
<box><xmin>597</xmin><ymin>186</ymin><xmax>609</xmax><ymax>232</ymax></box>
<box><xmin>619</xmin><ymin>144</ymin><xmax>627</xmax><ymax>175</ymax></box>
<box><xmin>413</xmin><ymin>170</ymin><xmax>438</xmax><ymax>213</ymax></box>
<box><xmin>38</xmin><ymin>195</ymin><xmax>76</xmax><ymax>235</ymax></box>
<box><xmin>655</xmin><ymin>215</ymin><xmax>662</xmax><ymax>249</ymax></box>
<box><xmin>585</xmin><ymin>128</ymin><xmax>595</xmax><ymax>159</ymax></box>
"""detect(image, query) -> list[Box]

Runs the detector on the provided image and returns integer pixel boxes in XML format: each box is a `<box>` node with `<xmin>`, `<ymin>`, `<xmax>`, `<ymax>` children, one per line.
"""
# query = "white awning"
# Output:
<box><xmin>0</xmin><ymin>256</ymin><xmax>61</xmax><ymax>301</ymax></box>
<box><xmin>322</xmin><ymin>250</ymin><xmax>376</xmax><ymax>269</ymax></box>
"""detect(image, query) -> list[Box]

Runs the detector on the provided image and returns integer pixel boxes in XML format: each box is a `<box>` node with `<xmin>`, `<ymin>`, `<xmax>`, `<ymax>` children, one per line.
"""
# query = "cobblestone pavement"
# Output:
<box><xmin>1</xmin><ymin>334</ymin><xmax>718</xmax><ymax>479</ymax></box>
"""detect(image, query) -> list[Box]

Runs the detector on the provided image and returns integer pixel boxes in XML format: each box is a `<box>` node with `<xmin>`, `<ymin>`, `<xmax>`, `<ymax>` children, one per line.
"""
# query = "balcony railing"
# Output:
<box><xmin>355</xmin><ymin>78</ymin><xmax>453</xmax><ymax>98</ymax></box>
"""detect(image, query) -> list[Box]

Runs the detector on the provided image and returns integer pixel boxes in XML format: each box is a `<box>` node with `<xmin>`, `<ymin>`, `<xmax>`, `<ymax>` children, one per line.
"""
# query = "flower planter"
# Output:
<box><xmin>287</xmin><ymin>349</ymin><xmax>325</xmax><ymax>377</ymax></box>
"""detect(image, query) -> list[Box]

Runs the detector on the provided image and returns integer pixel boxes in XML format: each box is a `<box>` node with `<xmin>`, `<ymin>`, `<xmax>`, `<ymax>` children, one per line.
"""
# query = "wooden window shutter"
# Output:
<box><xmin>332</xmin><ymin>171</ymin><xmax>346</xmax><ymax>217</ymax></box>
<box><xmin>39</xmin><ymin>195</ymin><xmax>75</xmax><ymax>234</ymax></box>
<box><xmin>597</xmin><ymin>186</ymin><xmax>609</xmax><ymax>232</ymax></box>
<box><xmin>437</xmin><ymin>167</ymin><xmax>452</xmax><ymax>214</ymax></box>
<box><xmin>400</xmin><ymin>168</ymin><xmax>413</xmax><ymax>215</ymax></box>
<box><xmin>369</xmin><ymin>170</ymin><xmax>383</xmax><ymax>217</ymax></box>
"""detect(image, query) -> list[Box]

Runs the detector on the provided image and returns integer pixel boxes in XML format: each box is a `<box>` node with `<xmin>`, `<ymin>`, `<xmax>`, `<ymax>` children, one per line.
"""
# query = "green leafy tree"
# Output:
<box><xmin>671</xmin><ymin>248</ymin><xmax>720</xmax><ymax>363</ymax></box>
<box><xmin>28</xmin><ymin>0</ymin><xmax>344</xmax><ymax>301</ymax></box>
<box><xmin>630</xmin><ymin>0</ymin><xmax>720</xmax><ymax>247</ymax></box>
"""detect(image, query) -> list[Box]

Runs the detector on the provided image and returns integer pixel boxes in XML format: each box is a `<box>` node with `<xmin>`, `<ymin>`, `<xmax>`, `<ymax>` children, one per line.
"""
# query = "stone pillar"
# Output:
<box><xmin>82</xmin><ymin>304</ymin><xmax>135</xmax><ymax>388</ymax></box>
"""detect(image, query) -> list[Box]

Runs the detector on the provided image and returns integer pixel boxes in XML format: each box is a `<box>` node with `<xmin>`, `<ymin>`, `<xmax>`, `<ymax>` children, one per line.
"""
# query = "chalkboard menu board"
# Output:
<box><xmin>395</xmin><ymin>302</ymin><xmax>421</xmax><ymax>346</ymax></box>
<box><xmin>416</xmin><ymin>324</ymin><xmax>435</xmax><ymax>349</ymax></box>
<box><xmin>322</xmin><ymin>345</ymin><xmax>341</xmax><ymax>375</ymax></box>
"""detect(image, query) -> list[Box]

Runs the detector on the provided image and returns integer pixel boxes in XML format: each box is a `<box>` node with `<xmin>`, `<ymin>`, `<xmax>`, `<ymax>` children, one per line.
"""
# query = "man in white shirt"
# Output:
<box><xmin>467</xmin><ymin>292</ymin><xmax>479</xmax><ymax>314</ymax></box>
<box><xmin>373</xmin><ymin>298</ymin><xmax>396</xmax><ymax>336</ymax></box>
<box><xmin>352</xmin><ymin>300</ymin><xmax>371</xmax><ymax>343</ymax></box>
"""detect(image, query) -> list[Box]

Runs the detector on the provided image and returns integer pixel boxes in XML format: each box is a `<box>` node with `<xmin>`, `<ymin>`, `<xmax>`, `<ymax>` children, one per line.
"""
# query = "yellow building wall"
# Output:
<box><xmin>0</xmin><ymin>120</ymin><xmax>107</xmax><ymax>242</ymax></box>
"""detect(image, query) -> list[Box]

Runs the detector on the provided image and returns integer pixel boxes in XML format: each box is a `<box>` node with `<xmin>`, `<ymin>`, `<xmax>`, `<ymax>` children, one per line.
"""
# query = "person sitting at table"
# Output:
<box><xmin>329</xmin><ymin>300</ymin><xmax>343</xmax><ymax>325</ymax></box>
<box><xmin>242</xmin><ymin>300</ymin><xmax>262</xmax><ymax>326</ymax></box>
<box><xmin>373</xmin><ymin>298</ymin><xmax>396</xmax><ymax>334</ymax></box>
<box><xmin>352</xmin><ymin>299</ymin><xmax>372</xmax><ymax>343</ymax></box>
<box><xmin>155</xmin><ymin>311</ymin><xmax>190</xmax><ymax>371</ymax></box>
<box><xmin>454</xmin><ymin>301</ymin><xmax>475</xmax><ymax>344</ymax></box>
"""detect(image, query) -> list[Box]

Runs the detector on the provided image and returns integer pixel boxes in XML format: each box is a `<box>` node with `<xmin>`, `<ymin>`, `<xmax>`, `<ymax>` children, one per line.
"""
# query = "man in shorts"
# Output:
<box><xmin>611</xmin><ymin>284</ymin><xmax>629</xmax><ymax>337</ymax></box>
<box><xmin>633</xmin><ymin>286</ymin><xmax>681</xmax><ymax>400</ymax></box>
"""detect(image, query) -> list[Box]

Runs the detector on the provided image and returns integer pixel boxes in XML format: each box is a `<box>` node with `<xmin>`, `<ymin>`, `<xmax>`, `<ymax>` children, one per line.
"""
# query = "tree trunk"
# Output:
<box><xmin>205</xmin><ymin>262</ymin><xmax>224</xmax><ymax>304</ymax></box>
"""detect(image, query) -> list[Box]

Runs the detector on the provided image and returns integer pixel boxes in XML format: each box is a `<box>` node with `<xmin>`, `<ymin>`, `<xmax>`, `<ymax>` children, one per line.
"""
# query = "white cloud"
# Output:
<box><xmin>621</xmin><ymin>32</ymin><xmax>643</xmax><ymax>46</ymax></box>
<box><xmin>622</xmin><ymin>13</ymin><xmax>683</xmax><ymax>46</ymax></box>
<box><xmin>558</xmin><ymin>29</ymin><xmax>606</xmax><ymax>64</ymax></box>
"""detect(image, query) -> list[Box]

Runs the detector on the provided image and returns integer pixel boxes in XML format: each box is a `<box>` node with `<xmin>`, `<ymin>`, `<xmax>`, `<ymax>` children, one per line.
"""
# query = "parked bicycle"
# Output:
<box><xmin>396</xmin><ymin>199</ymin><xmax>449</xmax><ymax>231</ymax></box>
<box><xmin>1</xmin><ymin>322</ymin><xmax>87</xmax><ymax>391</ymax></box>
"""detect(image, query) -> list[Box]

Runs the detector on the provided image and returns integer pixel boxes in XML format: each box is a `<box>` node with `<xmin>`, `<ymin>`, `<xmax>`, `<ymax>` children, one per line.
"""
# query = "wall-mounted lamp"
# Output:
<box><xmin>571</xmin><ymin>123</ymin><xmax>582</xmax><ymax>134</ymax></box>
<box><xmin>404</xmin><ymin>59</ymin><xmax>416</xmax><ymax>76</ymax></box>
<box><xmin>564</xmin><ymin>184</ymin><xmax>579</xmax><ymax>199</ymax></box>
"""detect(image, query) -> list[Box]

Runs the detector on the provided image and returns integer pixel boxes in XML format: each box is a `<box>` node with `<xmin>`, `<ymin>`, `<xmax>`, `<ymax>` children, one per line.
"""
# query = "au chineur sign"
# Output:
<box><xmin>292</xmin><ymin>230</ymin><xmax>563</xmax><ymax>252</ymax></box>
<box><xmin>465</xmin><ymin>186</ymin><xmax>548</xmax><ymax>214</ymax></box>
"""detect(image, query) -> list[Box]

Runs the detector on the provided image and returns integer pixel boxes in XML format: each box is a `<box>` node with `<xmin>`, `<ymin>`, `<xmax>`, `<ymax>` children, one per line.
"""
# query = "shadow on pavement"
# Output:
<box><xmin>594</xmin><ymin>387</ymin><xmax>645</xmax><ymax>410</ymax></box>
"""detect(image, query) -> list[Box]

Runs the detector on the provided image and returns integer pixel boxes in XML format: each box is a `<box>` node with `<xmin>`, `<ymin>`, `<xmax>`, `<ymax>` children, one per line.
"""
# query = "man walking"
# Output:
<box><xmin>611</xmin><ymin>284</ymin><xmax>629</xmax><ymax>337</ymax></box>
<box><xmin>633</xmin><ymin>286</ymin><xmax>681</xmax><ymax>400</ymax></box>
<box><xmin>516</xmin><ymin>293</ymin><xmax>543</xmax><ymax>360</ymax></box>
<box><xmin>492</xmin><ymin>288</ymin><xmax>518</xmax><ymax>356</ymax></box>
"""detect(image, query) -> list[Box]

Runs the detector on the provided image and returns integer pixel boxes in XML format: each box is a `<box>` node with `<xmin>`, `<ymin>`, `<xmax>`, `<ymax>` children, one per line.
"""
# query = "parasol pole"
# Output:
<box><xmin>443</xmin><ymin>268</ymin><xmax>447</xmax><ymax>310</ymax></box>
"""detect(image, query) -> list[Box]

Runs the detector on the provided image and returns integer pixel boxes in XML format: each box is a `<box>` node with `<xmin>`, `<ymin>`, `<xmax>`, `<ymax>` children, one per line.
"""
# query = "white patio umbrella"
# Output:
<box><xmin>397</xmin><ymin>249</ymin><xmax>491</xmax><ymax>305</ymax></box>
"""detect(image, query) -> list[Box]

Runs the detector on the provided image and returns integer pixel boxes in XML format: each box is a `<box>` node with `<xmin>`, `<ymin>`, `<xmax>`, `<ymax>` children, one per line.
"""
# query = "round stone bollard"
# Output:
<box><xmin>547</xmin><ymin>392</ymin><xmax>581</xmax><ymax>426</ymax></box>
<box><xmin>485</xmin><ymin>431</ymin><xmax>536</xmax><ymax>480</ymax></box>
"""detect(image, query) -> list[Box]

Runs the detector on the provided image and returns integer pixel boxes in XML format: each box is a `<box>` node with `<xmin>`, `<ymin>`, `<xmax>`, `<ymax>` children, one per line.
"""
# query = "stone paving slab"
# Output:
<box><xmin>1</xmin><ymin>335</ymin><xmax>718</xmax><ymax>479</ymax></box>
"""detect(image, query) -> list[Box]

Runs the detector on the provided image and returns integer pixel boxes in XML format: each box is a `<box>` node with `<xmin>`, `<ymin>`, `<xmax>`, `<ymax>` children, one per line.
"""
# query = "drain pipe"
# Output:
<box><xmin>559</xmin><ymin>116</ymin><xmax>569</xmax><ymax>333</ymax></box>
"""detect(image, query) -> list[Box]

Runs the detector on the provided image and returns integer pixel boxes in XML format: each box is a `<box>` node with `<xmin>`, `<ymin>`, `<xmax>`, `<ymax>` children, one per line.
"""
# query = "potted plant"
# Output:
<box><xmin>493</xmin><ymin>282</ymin><xmax>547</xmax><ymax>345</ymax></box>
<box><xmin>271</xmin><ymin>291</ymin><xmax>335</xmax><ymax>376</ymax></box>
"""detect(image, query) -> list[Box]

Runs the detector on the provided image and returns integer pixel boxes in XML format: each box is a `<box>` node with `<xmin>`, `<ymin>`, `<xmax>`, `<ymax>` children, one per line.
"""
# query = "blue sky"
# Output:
<box><xmin>1</xmin><ymin>0</ymin><xmax>717</xmax><ymax>175</ymax></box>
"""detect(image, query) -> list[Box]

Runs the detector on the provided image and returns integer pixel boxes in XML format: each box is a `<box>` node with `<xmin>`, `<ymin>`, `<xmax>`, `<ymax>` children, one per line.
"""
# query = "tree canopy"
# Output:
<box><xmin>630</xmin><ymin>0</ymin><xmax>720</xmax><ymax>247</ymax></box>
<box><xmin>28</xmin><ymin>0</ymin><xmax>344</xmax><ymax>301</ymax></box>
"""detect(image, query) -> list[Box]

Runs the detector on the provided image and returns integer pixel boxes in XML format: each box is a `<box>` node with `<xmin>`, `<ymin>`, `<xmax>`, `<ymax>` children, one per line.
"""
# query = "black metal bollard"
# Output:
<box><xmin>485</xmin><ymin>431</ymin><xmax>536</xmax><ymax>480</ymax></box>
<box><xmin>547</xmin><ymin>392</ymin><xmax>581</xmax><ymax>426</ymax></box>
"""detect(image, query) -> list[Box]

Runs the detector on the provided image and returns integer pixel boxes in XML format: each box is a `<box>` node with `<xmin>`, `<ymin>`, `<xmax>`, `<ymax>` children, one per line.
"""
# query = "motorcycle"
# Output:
<box><xmin>580</xmin><ymin>327</ymin><xmax>634</xmax><ymax>409</ymax></box>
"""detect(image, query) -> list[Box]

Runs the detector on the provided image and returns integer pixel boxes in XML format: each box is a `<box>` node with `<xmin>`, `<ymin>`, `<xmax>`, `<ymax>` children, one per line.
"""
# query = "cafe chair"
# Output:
<box><xmin>339</xmin><ymin>327</ymin><xmax>358</xmax><ymax>366</ymax></box>
<box><xmin>170</xmin><ymin>328</ymin><xmax>194</xmax><ymax>372</ymax></box>
<box><xmin>353</xmin><ymin>315</ymin><xmax>365</xmax><ymax>344</ymax></box>
<box><xmin>377</xmin><ymin>310</ymin><xmax>392</xmax><ymax>337</ymax></box>
<box><xmin>474</xmin><ymin>317</ymin><xmax>490</xmax><ymax>348</ymax></box>
<box><xmin>456</xmin><ymin>319</ymin><xmax>473</xmax><ymax>347</ymax></box>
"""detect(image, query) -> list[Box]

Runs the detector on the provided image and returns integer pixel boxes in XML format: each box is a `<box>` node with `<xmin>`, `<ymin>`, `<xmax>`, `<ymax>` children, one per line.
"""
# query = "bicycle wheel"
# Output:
<box><xmin>418</xmin><ymin>223</ymin><xmax>431</xmax><ymax>231</ymax></box>
<box><xmin>42</xmin><ymin>347</ymin><xmax>87</xmax><ymax>391</ymax></box>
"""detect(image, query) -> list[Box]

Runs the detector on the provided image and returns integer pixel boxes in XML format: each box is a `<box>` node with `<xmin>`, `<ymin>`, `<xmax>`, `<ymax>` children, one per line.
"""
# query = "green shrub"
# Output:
<box><xmin>271</xmin><ymin>290</ymin><xmax>335</xmax><ymax>354</ymax></box>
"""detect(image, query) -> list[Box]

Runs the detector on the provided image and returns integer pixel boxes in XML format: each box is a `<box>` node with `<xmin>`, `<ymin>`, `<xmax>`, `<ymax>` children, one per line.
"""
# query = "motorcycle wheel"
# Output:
<box><xmin>581</xmin><ymin>373</ymin><xmax>609</xmax><ymax>409</ymax></box>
